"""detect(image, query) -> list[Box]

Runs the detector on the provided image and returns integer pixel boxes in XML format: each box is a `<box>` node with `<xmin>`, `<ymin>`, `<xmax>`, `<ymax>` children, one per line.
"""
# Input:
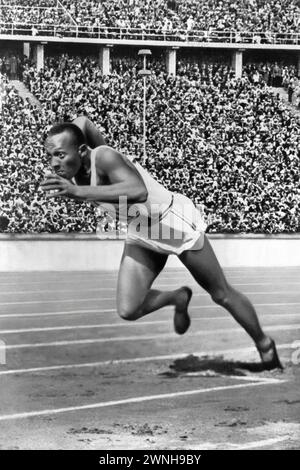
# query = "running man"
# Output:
<box><xmin>41</xmin><ymin>120</ymin><xmax>283</xmax><ymax>371</ymax></box>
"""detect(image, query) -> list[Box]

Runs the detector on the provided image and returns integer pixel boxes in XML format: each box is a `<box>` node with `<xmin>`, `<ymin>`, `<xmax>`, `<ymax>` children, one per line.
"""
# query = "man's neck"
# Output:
<box><xmin>74</xmin><ymin>147</ymin><xmax>92</xmax><ymax>185</ymax></box>
<box><xmin>81</xmin><ymin>147</ymin><xmax>92</xmax><ymax>174</ymax></box>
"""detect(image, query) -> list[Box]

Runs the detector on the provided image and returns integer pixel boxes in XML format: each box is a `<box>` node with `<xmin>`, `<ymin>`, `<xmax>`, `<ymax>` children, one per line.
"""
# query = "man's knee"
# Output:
<box><xmin>211</xmin><ymin>286</ymin><xmax>232</xmax><ymax>307</ymax></box>
<box><xmin>117</xmin><ymin>304</ymin><xmax>140</xmax><ymax>321</ymax></box>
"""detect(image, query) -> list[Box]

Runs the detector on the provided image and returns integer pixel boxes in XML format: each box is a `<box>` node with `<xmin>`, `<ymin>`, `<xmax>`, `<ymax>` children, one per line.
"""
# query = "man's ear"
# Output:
<box><xmin>79</xmin><ymin>144</ymin><xmax>88</xmax><ymax>158</ymax></box>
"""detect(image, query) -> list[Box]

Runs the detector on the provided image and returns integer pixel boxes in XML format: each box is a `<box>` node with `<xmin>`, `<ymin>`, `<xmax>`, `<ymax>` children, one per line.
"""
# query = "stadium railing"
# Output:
<box><xmin>0</xmin><ymin>22</ymin><xmax>299</xmax><ymax>45</ymax></box>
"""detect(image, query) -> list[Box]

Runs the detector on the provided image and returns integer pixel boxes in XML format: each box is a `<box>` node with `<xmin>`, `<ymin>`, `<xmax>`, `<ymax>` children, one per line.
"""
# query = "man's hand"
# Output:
<box><xmin>40</xmin><ymin>174</ymin><xmax>78</xmax><ymax>199</ymax></box>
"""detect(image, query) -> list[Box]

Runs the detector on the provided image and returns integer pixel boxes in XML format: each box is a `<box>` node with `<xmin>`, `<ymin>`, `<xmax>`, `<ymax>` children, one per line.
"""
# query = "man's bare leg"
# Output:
<box><xmin>116</xmin><ymin>243</ymin><xmax>192</xmax><ymax>333</ymax></box>
<box><xmin>178</xmin><ymin>235</ymin><xmax>283</xmax><ymax>369</ymax></box>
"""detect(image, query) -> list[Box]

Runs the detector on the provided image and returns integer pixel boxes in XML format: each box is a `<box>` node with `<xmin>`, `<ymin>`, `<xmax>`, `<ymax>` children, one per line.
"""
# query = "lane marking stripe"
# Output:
<box><xmin>234</xmin><ymin>437</ymin><xmax>290</xmax><ymax>450</ymax></box>
<box><xmin>0</xmin><ymin>309</ymin><xmax>115</xmax><ymax>319</ymax></box>
<box><xmin>2</xmin><ymin>293</ymin><xmax>300</xmax><ymax>306</ymax></box>
<box><xmin>0</xmin><ymin>342</ymin><xmax>293</xmax><ymax>375</ymax></box>
<box><xmin>0</xmin><ymin>273</ymin><xmax>299</xmax><ymax>286</ymax></box>
<box><xmin>2</xmin><ymin>288</ymin><xmax>300</xmax><ymax>297</ymax></box>
<box><xmin>1</xmin><ymin>302</ymin><xmax>300</xmax><ymax>318</ymax></box>
<box><xmin>2</xmin><ymin>324</ymin><xmax>299</xmax><ymax>349</ymax></box>
<box><xmin>184</xmin><ymin>437</ymin><xmax>290</xmax><ymax>450</ymax></box>
<box><xmin>0</xmin><ymin>380</ymin><xmax>285</xmax><ymax>422</ymax></box>
<box><xmin>0</xmin><ymin>297</ymin><xmax>115</xmax><ymax>306</ymax></box>
<box><xmin>1</xmin><ymin>313</ymin><xmax>300</xmax><ymax>334</ymax></box>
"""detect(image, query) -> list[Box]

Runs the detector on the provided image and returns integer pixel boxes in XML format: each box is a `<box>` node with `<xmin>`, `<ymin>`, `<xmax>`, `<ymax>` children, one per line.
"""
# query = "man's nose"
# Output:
<box><xmin>51</xmin><ymin>156</ymin><xmax>61</xmax><ymax>170</ymax></box>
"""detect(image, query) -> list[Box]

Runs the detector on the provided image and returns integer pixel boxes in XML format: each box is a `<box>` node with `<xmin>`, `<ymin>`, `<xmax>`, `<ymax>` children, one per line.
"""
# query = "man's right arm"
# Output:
<box><xmin>72</xmin><ymin>116</ymin><xmax>107</xmax><ymax>148</ymax></box>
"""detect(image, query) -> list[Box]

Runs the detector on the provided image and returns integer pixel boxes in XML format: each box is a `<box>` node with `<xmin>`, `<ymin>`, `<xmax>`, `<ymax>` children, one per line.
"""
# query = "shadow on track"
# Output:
<box><xmin>158</xmin><ymin>354</ymin><xmax>284</xmax><ymax>377</ymax></box>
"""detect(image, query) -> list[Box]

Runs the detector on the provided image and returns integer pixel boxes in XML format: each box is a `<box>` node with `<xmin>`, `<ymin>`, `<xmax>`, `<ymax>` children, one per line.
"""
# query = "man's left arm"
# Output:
<box><xmin>41</xmin><ymin>147</ymin><xmax>148</xmax><ymax>204</ymax></box>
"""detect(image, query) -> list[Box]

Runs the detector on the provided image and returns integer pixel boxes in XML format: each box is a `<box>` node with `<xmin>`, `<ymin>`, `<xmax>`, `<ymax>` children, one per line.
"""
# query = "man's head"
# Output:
<box><xmin>45</xmin><ymin>123</ymin><xmax>87</xmax><ymax>180</ymax></box>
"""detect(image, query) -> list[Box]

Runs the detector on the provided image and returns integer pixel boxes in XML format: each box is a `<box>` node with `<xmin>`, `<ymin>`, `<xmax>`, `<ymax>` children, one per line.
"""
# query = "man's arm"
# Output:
<box><xmin>75</xmin><ymin>147</ymin><xmax>148</xmax><ymax>203</ymax></box>
<box><xmin>72</xmin><ymin>116</ymin><xmax>107</xmax><ymax>148</ymax></box>
<box><xmin>42</xmin><ymin>147</ymin><xmax>148</xmax><ymax>204</ymax></box>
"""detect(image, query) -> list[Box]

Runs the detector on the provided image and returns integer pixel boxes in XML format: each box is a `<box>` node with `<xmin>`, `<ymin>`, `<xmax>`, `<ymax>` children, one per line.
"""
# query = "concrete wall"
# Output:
<box><xmin>1</xmin><ymin>234</ymin><xmax>300</xmax><ymax>271</ymax></box>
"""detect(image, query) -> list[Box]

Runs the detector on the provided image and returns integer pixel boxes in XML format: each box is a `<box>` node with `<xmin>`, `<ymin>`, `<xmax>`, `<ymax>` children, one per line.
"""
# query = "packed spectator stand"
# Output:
<box><xmin>0</xmin><ymin>1</ymin><xmax>299</xmax><ymax>44</ymax></box>
<box><xmin>0</xmin><ymin>48</ymin><xmax>299</xmax><ymax>234</ymax></box>
<box><xmin>0</xmin><ymin>1</ymin><xmax>299</xmax><ymax>234</ymax></box>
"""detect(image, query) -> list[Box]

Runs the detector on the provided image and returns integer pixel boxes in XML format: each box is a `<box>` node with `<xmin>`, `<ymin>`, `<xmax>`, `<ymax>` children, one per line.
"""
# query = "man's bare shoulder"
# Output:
<box><xmin>94</xmin><ymin>146</ymin><xmax>124</xmax><ymax>171</ymax></box>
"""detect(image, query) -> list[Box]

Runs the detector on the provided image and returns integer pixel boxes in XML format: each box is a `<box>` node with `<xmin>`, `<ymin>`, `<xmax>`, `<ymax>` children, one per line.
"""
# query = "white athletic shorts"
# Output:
<box><xmin>126</xmin><ymin>193</ymin><xmax>207</xmax><ymax>256</ymax></box>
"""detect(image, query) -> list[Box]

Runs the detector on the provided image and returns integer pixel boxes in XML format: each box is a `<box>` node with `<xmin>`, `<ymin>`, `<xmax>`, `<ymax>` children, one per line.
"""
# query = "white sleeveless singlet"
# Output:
<box><xmin>90</xmin><ymin>146</ymin><xmax>173</xmax><ymax>222</ymax></box>
<box><xmin>90</xmin><ymin>146</ymin><xmax>207</xmax><ymax>255</ymax></box>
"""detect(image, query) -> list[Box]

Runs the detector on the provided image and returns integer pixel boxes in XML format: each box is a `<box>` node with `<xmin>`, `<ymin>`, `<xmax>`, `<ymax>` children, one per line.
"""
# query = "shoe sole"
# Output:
<box><xmin>174</xmin><ymin>286</ymin><xmax>193</xmax><ymax>335</ymax></box>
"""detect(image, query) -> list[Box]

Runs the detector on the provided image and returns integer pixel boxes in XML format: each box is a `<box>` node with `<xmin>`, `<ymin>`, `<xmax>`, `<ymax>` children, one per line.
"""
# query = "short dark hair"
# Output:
<box><xmin>46</xmin><ymin>122</ymin><xmax>85</xmax><ymax>147</ymax></box>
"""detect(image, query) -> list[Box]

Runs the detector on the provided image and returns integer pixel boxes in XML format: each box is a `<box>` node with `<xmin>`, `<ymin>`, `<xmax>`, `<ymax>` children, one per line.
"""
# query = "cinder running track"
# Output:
<box><xmin>0</xmin><ymin>267</ymin><xmax>299</xmax><ymax>450</ymax></box>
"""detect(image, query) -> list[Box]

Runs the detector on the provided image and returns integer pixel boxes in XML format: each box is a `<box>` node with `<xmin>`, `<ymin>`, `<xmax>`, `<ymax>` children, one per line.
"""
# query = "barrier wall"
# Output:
<box><xmin>1</xmin><ymin>33</ymin><xmax>300</xmax><ymax>51</ymax></box>
<box><xmin>1</xmin><ymin>234</ymin><xmax>300</xmax><ymax>271</ymax></box>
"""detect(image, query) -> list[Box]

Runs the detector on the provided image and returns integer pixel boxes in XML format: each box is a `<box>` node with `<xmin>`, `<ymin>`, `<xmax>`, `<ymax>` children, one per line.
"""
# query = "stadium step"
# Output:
<box><xmin>10</xmin><ymin>80</ymin><xmax>41</xmax><ymax>109</ymax></box>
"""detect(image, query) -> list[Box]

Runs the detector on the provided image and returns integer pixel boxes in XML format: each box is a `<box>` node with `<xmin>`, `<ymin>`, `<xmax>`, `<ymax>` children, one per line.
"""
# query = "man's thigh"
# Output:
<box><xmin>117</xmin><ymin>242</ymin><xmax>168</xmax><ymax>314</ymax></box>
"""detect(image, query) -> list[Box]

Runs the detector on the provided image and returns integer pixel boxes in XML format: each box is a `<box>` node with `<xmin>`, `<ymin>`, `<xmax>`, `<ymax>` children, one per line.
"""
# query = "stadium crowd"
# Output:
<box><xmin>0</xmin><ymin>52</ymin><xmax>299</xmax><ymax>234</ymax></box>
<box><xmin>244</xmin><ymin>61</ymin><xmax>298</xmax><ymax>87</ymax></box>
<box><xmin>0</xmin><ymin>70</ymin><xmax>97</xmax><ymax>233</ymax></box>
<box><xmin>0</xmin><ymin>0</ymin><xmax>299</xmax><ymax>39</ymax></box>
<box><xmin>0</xmin><ymin>53</ymin><xmax>23</xmax><ymax>79</ymax></box>
<box><xmin>0</xmin><ymin>2</ymin><xmax>73</xmax><ymax>32</ymax></box>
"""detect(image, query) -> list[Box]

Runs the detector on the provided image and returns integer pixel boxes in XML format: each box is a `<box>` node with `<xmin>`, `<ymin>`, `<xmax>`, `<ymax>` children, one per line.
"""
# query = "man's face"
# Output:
<box><xmin>45</xmin><ymin>131</ymin><xmax>83</xmax><ymax>180</ymax></box>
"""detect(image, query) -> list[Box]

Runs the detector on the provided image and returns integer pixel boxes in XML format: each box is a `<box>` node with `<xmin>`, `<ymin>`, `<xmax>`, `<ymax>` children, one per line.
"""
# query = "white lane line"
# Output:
<box><xmin>0</xmin><ymin>288</ymin><xmax>116</xmax><ymax>295</ymax></box>
<box><xmin>0</xmin><ymin>297</ymin><xmax>115</xmax><ymax>306</ymax></box>
<box><xmin>2</xmin><ymin>292</ymin><xmax>300</xmax><ymax>306</ymax></box>
<box><xmin>0</xmin><ymin>280</ymin><xmax>117</xmax><ymax>287</ymax></box>
<box><xmin>0</xmin><ymin>274</ymin><xmax>300</xmax><ymax>286</ymax></box>
<box><xmin>0</xmin><ymin>320</ymin><xmax>169</xmax><ymax>334</ymax></box>
<box><xmin>0</xmin><ymin>280</ymin><xmax>299</xmax><ymax>290</ymax></box>
<box><xmin>0</xmin><ymin>295</ymin><xmax>206</xmax><ymax>306</ymax></box>
<box><xmin>158</xmin><ymin>284</ymin><xmax>300</xmax><ymax>290</ymax></box>
<box><xmin>0</xmin><ymin>342</ymin><xmax>293</xmax><ymax>376</ymax></box>
<box><xmin>0</xmin><ymin>309</ymin><xmax>116</xmax><ymax>319</ymax></box>
<box><xmin>2</xmin><ymin>280</ymin><xmax>300</xmax><ymax>296</ymax></box>
<box><xmin>0</xmin><ymin>268</ymin><xmax>298</xmax><ymax>278</ymax></box>
<box><xmin>0</xmin><ymin>302</ymin><xmax>299</xmax><ymax>319</ymax></box>
<box><xmin>0</xmin><ymin>271</ymin><xmax>294</xmax><ymax>280</ymax></box>
<box><xmin>1</xmin><ymin>312</ymin><xmax>300</xmax><ymax>334</ymax></box>
<box><xmin>187</xmin><ymin>302</ymin><xmax>300</xmax><ymax>313</ymax></box>
<box><xmin>182</xmin><ymin>436</ymin><xmax>290</xmax><ymax>450</ymax></box>
<box><xmin>0</xmin><ymin>379</ymin><xmax>285</xmax><ymax>422</ymax></box>
<box><xmin>2</xmin><ymin>287</ymin><xmax>300</xmax><ymax>296</ymax></box>
<box><xmin>234</xmin><ymin>437</ymin><xmax>290</xmax><ymax>450</ymax></box>
<box><xmin>0</xmin><ymin>270</ymin><xmax>293</xmax><ymax>278</ymax></box>
<box><xmin>219</xmin><ymin>302</ymin><xmax>300</xmax><ymax>309</ymax></box>
<box><xmin>204</xmin><ymin>375</ymin><xmax>282</xmax><ymax>383</ymax></box>
<box><xmin>2</xmin><ymin>324</ymin><xmax>300</xmax><ymax>350</ymax></box>
<box><xmin>192</xmin><ymin>302</ymin><xmax>300</xmax><ymax>308</ymax></box>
